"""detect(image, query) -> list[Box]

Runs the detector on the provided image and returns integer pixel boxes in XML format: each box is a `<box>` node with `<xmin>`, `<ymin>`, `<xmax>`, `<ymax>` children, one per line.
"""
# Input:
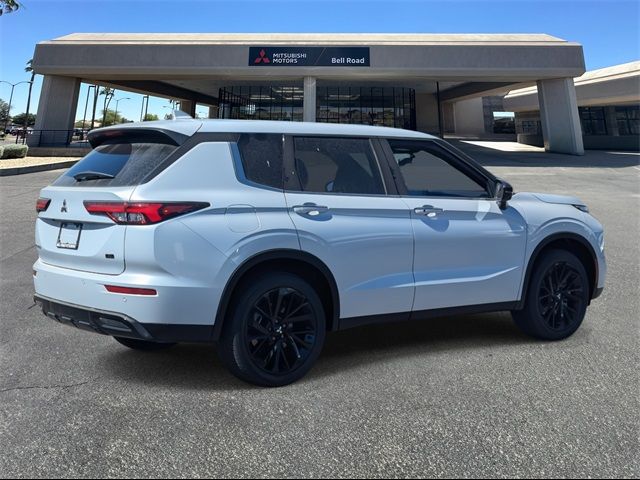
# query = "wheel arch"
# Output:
<box><xmin>212</xmin><ymin>249</ymin><xmax>340</xmax><ymax>341</ymax></box>
<box><xmin>518</xmin><ymin>232</ymin><xmax>599</xmax><ymax>308</ymax></box>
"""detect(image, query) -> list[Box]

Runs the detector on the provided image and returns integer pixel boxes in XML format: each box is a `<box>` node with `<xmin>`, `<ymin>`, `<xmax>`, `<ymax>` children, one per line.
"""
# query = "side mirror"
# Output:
<box><xmin>495</xmin><ymin>179</ymin><xmax>513</xmax><ymax>210</ymax></box>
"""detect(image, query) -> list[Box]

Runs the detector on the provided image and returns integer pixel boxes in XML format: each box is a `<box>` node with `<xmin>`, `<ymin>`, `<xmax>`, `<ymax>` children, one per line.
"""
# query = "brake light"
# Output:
<box><xmin>36</xmin><ymin>198</ymin><xmax>51</xmax><ymax>212</ymax></box>
<box><xmin>83</xmin><ymin>201</ymin><xmax>208</xmax><ymax>225</ymax></box>
<box><xmin>105</xmin><ymin>285</ymin><xmax>157</xmax><ymax>296</ymax></box>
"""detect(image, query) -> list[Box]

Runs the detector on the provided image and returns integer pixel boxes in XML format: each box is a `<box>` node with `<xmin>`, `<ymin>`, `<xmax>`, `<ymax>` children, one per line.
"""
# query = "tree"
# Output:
<box><xmin>101</xmin><ymin>109</ymin><xmax>128</xmax><ymax>126</ymax></box>
<box><xmin>11</xmin><ymin>112</ymin><xmax>35</xmax><ymax>127</ymax></box>
<box><xmin>0</xmin><ymin>98</ymin><xmax>9</xmax><ymax>125</ymax></box>
<box><xmin>0</xmin><ymin>0</ymin><xmax>20</xmax><ymax>15</ymax></box>
<box><xmin>100</xmin><ymin>88</ymin><xmax>115</xmax><ymax>126</ymax></box>
<box><xmin>143</xmin><ymin>113</ymin><xmax>159</xmax><ymax>121</ymax></box>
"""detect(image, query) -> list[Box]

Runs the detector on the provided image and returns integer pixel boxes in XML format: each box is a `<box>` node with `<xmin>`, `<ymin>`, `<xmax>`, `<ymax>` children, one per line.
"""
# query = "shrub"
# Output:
<box><xmin>0</xmin><ymin>146</ymin><xmax>4</xmax><ymax>158</ymax></box>
<box><xmin>1</xmin><ymin>144</ymin><xmax>28</xmax><ymax>159</ymax></box>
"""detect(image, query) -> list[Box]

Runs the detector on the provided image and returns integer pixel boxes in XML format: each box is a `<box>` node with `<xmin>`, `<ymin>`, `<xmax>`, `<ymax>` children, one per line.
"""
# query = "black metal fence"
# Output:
<box><xmin>14</xmin><ymin>130</ymin><xmax>91</xmax><ymax>148</ymax></box>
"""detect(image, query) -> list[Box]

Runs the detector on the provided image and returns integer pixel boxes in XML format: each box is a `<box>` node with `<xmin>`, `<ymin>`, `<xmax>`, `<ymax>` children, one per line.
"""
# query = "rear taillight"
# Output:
<box><xmin>83</xmin><ymin>201</ymin><xmax>209</xmax><ymax>225</ymax></box>
<box><xmin>36</xmin><ymin>198</ymin><xmax>51</xmax><ymax>212</ymax></box>
<box><xmin>105</xmin><ymin>285</ymin><xmax>157</xmax><ymax>296</ymax></box>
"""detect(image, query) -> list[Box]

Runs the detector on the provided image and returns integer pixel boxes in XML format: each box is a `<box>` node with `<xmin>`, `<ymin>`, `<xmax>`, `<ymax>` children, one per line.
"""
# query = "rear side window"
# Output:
<box><xmin>292</xmin><ymin>137</ymin><xmax>386</xmax><ymax>195</ymax></box>
<box><xmin>54</xmin><ymin>142</ymin><xmax>178</xmax><ymax>187</ymax></box>
<box><xmin>237</xmin><ymin>134</ymin><xmax>284</xmax><ymax>189</ymax></box>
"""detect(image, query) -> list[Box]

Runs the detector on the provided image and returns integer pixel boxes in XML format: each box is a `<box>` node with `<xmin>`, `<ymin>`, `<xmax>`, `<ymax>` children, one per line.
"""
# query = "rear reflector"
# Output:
<box><xmin>36</xmin><ymin>198</ymin><xmax>51</xmax><ymax>212</ymax></box>
<box><xmin>105</xmin><ymin>285</ymin><xmax>157</xmax><ymax>296</ymax></box>
<box><xmin>84</xmin><ymin>201</ymin><xmax>209</xmax><ymax>225</ymax></box>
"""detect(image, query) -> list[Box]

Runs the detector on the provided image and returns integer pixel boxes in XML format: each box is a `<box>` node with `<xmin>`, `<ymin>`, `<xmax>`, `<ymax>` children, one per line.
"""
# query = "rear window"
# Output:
<box><xmin>53</xmin><ymin>142</ymin><xmax>178</xmax><ymax>187</ymax></box>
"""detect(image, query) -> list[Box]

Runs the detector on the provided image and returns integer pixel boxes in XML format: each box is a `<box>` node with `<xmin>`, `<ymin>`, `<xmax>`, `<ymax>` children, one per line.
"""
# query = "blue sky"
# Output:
<box><xmin>1</xmin><ymin>0</ymin><xmax>638</xmax><ymax>123</ymax></box>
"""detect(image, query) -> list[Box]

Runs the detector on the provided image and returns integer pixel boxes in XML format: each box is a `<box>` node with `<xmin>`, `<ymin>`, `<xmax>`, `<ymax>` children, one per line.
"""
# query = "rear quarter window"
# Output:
<box><xmin>53</xmin><ymin>142</ymin><xmax>178</xmax><ymax>187</ymax></box>
<box><xmin>236</xmin><ymin>134</ymin><xmax>284</xmax><ymax>189</ymax></box>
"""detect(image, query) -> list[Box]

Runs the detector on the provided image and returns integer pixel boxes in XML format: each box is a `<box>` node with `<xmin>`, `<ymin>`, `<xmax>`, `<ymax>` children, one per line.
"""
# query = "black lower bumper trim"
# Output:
<box><xmin>34</xmin><ymin>295</ymin><xmax>214</xmax><ymax>343</ymax></box>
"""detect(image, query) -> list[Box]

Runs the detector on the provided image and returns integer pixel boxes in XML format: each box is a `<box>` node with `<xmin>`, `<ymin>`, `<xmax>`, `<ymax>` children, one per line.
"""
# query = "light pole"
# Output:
<box><xmin>1</xmin><ymin>80</ymin><xmax>32</xmax><ymax>133</ymax></box>
<box><xmin>82</xmin><ymin>85</ymin><xmax>96</xmax><ymax>132</ymax></box>
<box><xmin>113</xmin><ymin>97</ymin><xmax>130</xmax><ymax>125</ymax></box>
<box><xmin>140</xmin><ymin>95</ymin><xmax>149</xmax><ymax>121</ymax></box>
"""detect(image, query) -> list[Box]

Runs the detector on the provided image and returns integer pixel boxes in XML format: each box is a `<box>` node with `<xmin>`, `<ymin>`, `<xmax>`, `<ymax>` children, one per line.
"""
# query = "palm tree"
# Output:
<box><xmin>0</xmin><ymin>0</ymin><xmax>20</xmax><ymax>15</ymax></box>
<box><xmin>90</xmin><ymin>86</ymin><xmax>99</xmax><ymax>130</ymax></box>
<box><xmin>100</xmin><ymin>87</ymin><xmax>115</xmax><ymax>126</ymax></box>
<box><xmin>23</xmin><ymin>59</ymin><xmax>35</xmax><ymax>132</ymax></box>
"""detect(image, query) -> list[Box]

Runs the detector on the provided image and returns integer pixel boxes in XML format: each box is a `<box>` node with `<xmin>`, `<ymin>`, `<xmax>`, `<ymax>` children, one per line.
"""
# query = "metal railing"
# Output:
<box><xmin>13</xmin><ymin>129</ymin><xmax>92</xmax><ymax>148</ymax></box>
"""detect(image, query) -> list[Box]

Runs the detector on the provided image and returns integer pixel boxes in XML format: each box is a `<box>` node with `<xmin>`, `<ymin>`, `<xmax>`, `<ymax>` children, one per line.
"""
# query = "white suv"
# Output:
<box><xmin>33</xmin><ymin>119</ymin><xmax>606</xmax><ymax>387</ymax></box>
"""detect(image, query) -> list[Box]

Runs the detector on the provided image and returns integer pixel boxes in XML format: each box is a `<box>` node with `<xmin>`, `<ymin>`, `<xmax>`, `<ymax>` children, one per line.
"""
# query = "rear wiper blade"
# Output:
<box><xmin>73</xmin><ymin>171</ymin><xmax>115</xmax><ymax>182</ymax></box>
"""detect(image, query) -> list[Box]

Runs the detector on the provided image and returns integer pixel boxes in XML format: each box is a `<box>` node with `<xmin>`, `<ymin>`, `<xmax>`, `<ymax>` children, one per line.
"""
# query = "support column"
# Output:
<box><xmin>29</xmin><ymin>75</ymin><xmax>81</xmax><ymax>146</ymax></box>
<box><xmin>208</xmin><ymin>106</ymin><xmax>218</xmax><ymax>119</ymax></box>
<box><xmin>537</xmin><ymin>78</ymin><xmax>584</xmax><ymax>155</ymax></box>
<box><xmin>179</xmin><ymin>100</ymin><xmax>196</xmax><ymax>117</ymax></box>
<box><xmin>303</xmin><ymin>77</ymin><xmax>316</xmax><ymax>123</ymax></box>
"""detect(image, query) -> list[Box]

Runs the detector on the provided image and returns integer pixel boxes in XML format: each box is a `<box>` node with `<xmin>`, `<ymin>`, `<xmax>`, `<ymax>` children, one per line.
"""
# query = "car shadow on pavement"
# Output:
<box><xmin>99</xmin><ymin>312</ymin><xmax>533</xmax><ymax>389</ymax></box>
<box><xmin>99</xmin><ymin>343</ymin><xmax>252</xmax><ymax>391</ymax></box>
<box><xmin>311</xmin><ymin>312</ymin><xmax>534</xmax><ymax>380</ymax></box>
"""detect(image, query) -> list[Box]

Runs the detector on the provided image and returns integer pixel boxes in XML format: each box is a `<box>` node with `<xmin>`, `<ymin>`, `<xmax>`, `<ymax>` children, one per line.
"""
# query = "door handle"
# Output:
<box><xmin>414</xmin><ymin>205</ymin><xmax>444</xmax><ymax>217</ymax></box>
<box><xmin>293</xmin><ymin>204</ymin><xmax>329</xmax><ymax>217</ymax></box>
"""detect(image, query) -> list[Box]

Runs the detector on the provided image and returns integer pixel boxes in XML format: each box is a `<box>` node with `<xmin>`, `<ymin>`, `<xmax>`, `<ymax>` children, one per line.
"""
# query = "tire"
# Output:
<box><xmin>114</xmin><ymin>337</ymin><xmax>177</xmax><ymax>351</ymax></box>
<box><xmin>512</xmin><ymin>248</ymin><xmax>589</xmax><ymax>340</ymax></box>
<box><xmin>218</xmin><ymin>272</ymin><xmax>326</xmax><ymax>387</ymax></box>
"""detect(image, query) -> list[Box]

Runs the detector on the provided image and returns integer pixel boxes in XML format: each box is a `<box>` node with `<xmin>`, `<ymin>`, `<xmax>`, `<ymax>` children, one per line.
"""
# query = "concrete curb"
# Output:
<box><xmin>0</xmin><ymin>160</ymin><xmax>78</xmax><ymax>176</ymax></box>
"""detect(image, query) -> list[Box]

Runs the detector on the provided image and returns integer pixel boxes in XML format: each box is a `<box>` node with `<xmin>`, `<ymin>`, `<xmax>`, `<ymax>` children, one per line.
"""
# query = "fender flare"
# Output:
<box><xmin>517</xmin><ymin>232</ymin><xmax>599</xmax><ymax>308</ymax></box>
<box><xmin>212</xmin><ymin>249</ymin><xmax>340</xmax><ymax>341</ymax></box>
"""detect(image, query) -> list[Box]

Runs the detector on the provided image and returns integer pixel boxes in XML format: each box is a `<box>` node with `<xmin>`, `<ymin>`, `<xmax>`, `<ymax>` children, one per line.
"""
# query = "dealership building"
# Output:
<box><xmin>31</xmin><ymin>33</ymin><xmax>591</xmax><ymax>154</ymax></box>
<box><xmin>504</xmin><ymin>61</ymin><xmax>639</xmax><ymax>151</ymax></box>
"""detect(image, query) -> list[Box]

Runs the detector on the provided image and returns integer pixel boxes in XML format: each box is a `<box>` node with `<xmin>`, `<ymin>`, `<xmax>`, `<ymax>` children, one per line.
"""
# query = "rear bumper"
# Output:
<box><xmin>33</xmin><ymin>257</ymin><xmax>222</xmax><ymax>327</ymax></box>
<box><xmin>34</xmin><ymin>295</ymin><xmax>214</xmax><ymax>343</ymax></box>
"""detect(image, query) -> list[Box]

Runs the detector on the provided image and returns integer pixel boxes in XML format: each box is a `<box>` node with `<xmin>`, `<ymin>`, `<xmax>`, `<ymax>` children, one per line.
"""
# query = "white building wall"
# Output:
<box><xmin>452</xmin><ymin>97</ymin><xmax>485</xmax><ymax>135</ymax></box>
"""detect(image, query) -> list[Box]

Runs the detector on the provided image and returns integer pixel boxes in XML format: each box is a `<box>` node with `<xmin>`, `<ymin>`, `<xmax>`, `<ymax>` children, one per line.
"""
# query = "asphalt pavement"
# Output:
<box><xmin>0</xmin><ymin>145</ymin><xmax>638</xmax><ymax>478</ymax></box>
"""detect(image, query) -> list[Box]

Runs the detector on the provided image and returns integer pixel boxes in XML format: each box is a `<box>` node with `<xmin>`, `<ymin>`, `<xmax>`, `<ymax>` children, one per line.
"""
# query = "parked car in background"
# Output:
<box><xmin>33</xmin><ymin>119</ymin><xmax>606</xmax><ymax>387</ymax></box>
<box><xmin>15</xmin><ymin>127</ymin><xmax>33</xmax><ymax>138</ymax></box>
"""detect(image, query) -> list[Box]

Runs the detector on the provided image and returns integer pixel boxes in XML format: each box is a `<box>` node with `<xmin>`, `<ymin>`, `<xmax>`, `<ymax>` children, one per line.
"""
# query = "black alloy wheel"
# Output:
<box><xmin>512</xmin><ymin>249</ymin><xmax>589</xmax><ymax>340</ymax></box>
<box><xmin>244</xmin><ymin>286</ymin><xmax>318</xmax><ymax>376</ymax></box>
<box><xmin>537</xmin><ymin>261</ymin><xmax>586</xmax><ymax>332</ymax></box>
<box><xmin>218</xmin><ymin>272</ymin><xmax>326</xmax><ymax>387</ymax></box>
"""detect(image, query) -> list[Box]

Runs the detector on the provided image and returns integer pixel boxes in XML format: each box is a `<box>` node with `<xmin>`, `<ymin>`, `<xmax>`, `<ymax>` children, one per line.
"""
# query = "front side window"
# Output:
<box><xmin>292</xmin><ymin>137</ymin><xmax>386</xmax><ymax>195</ymax></box>
<box><xmin>388</xmin><ymin>140</ymin><xmax>489</xmax><ymax>198</ymax></box>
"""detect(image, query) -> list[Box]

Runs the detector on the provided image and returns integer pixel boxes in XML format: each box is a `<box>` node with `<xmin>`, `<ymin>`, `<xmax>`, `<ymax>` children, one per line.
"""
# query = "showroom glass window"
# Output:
<box><xmin>616</xmin><ymin>106</ymin><xmax>640</xmax><ymax>135</ymax></box>
<box><xmin>579</xmin><ymin>107</ymin><xmax>608</xmax><ymax>135</ymax></box>
<box><xmin>316</xmin><ymin>86</ymin><xmax>416</xmax><ymax>130</ymax></box>
<box><xmin>218</xmin><ymin>86</ymin><xmax>303</xmax><ymax>122</ymax></box>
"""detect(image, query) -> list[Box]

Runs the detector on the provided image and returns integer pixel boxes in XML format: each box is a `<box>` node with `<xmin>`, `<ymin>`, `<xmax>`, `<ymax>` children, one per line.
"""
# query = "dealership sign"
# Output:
<box><xmin>249</xmin><ymin>47</ymin><xmax>370</xmax><ymax>67</ymax></box>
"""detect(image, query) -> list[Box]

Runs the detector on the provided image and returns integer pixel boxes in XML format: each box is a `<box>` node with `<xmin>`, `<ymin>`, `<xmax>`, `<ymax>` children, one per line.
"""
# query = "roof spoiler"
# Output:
<box><xmin>167</xmin><ymin>109</ymin><xmax>193</xmax><ymax>120</ymax></box>
<box><xmin>87</xmin><ymin>127</ymin><xmax>189</xmax><ymax>149</ymax></box>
